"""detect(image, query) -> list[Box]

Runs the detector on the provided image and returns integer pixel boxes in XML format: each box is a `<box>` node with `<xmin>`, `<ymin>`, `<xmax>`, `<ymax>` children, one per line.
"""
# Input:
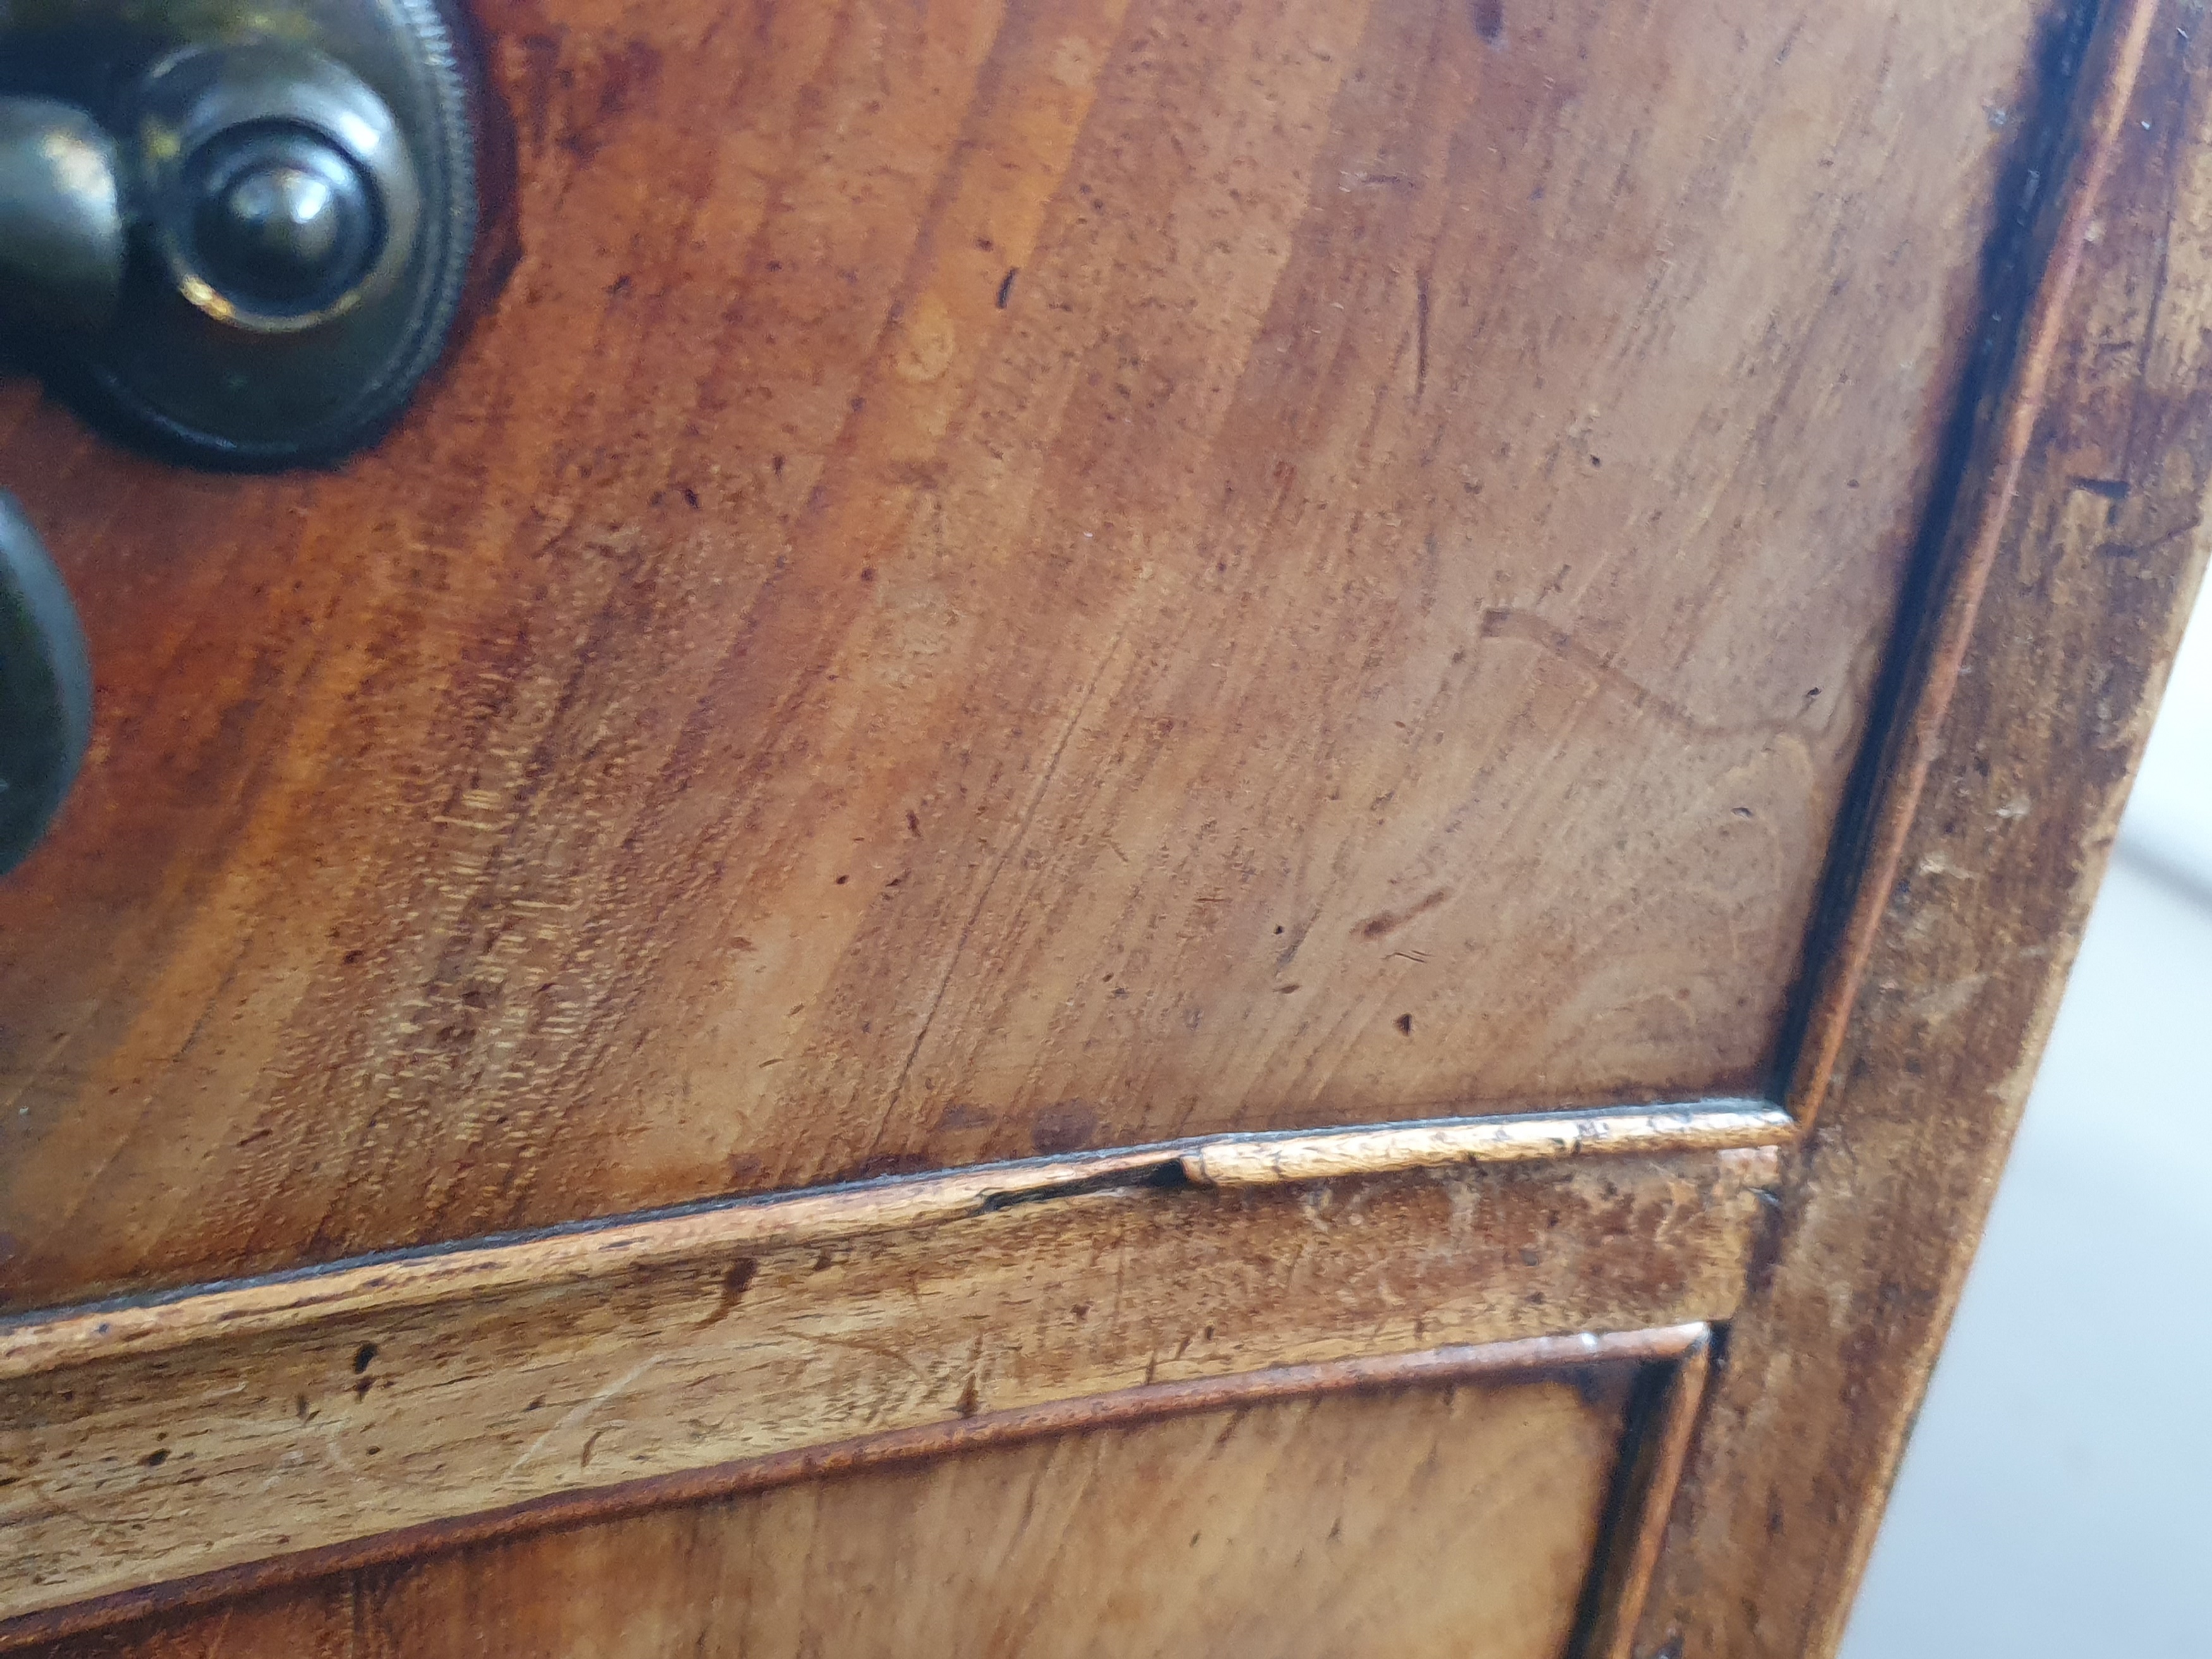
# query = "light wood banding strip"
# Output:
<box><xmin>0</xmin><ymin>1100</ymin><xmax>1785</xmax><ymax>1382</ymax></box>
<box><xmin>1184</xmin><ymin>1100</ymin><xmax>1790</xmax><ymax>1186</ymax></box>
<box><xmin>0</xmin><ymin>1152</ymin><xmax>1773</xmax><ymax>1626</ymax></box>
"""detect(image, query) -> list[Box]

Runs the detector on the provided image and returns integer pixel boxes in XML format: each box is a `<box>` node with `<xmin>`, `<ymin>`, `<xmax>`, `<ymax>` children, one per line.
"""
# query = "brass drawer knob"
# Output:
<box><xmin>0</xmin><ymin>0</ymin><xmax>475</xmax><ymax>467</ymax></box>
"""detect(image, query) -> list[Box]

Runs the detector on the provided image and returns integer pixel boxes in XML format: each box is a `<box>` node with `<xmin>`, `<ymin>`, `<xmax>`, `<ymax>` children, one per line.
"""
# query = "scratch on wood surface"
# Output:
<box><xmin>506</xmin><ymin>1358</ymin><xmax>663</xmax><ymax>1478</ymax></box>
<box><xmin>1477</xmin><ymin>609</ymin><xmax>1742</xmax><ymax>738</ymax></box>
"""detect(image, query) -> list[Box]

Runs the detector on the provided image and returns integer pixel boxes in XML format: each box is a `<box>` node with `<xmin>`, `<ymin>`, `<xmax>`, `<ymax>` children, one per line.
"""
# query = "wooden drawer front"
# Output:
<box><xmin>20</xmin><ymin>1349</ymin><xmax>1701</xmax><ymax>1659</ymax></box>
<box><xmin>0</xmin><ymin>1153</ymin><xmax>1765</xmax><ymax>1631</ymax></box>
<box><xmin>1</xmin><ymin>0</ymin><xmax>2048</xmax><ymax>1304</ymax></box>
<box><xmin>1</xmin><ymin>2</ymin><xmax>2203</xmax><ymax>1653</ymax></box>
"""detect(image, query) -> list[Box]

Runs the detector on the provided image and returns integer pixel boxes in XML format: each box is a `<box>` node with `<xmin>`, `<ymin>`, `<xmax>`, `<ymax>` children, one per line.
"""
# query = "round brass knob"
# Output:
<box><xmin>0</xmin><ymin>0</ymin><xmax>475</xmax><ymax>465</ymax></box>
<box><xmin>137</xmin><ymin>42</ymin><xmax>425</xmax><ymax>335</ymax></box>
<box><xmin>203</xmin><ymin>151</ymin><xmax>362</xmax><ymax>296</ymax></box>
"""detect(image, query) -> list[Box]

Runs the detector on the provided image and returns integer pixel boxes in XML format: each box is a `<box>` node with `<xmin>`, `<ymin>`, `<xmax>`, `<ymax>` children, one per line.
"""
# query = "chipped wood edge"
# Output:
<box><xmin>1579</xmin><ymin>1330</ymin><xmax>1713</xmax><ymax>1659</ymax></box>
<box><xmin>0</xmin><ymin>1098</ymin><xmax>1785</xmax><ymax>1382</ymax></box>
<box><xmin>1781</xmin><ymin>0</ymin><xmax>2164</xmax><ymax>1127</ymax></box>
<box><xmin>1183</xmin><ymin>1101</ymin><xmax>1791</xmax><ymax>1186</ymax></box>
<box><xmin>0</xmin><ymin>1325</ymin><xmax>1708</xmax><ymax>1652</ymax></box>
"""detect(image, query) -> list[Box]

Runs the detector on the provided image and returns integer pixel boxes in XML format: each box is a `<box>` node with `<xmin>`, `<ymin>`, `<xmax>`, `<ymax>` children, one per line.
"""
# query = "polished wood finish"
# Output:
<box><xmin>1637</xmin><ymin>1</ymin><xmax>2212</xmax><ymax>1651</ymax></box>
<box><xmin>1</xmin><ymin>0</ymin><xmax>2051</xmax><ymax>1308</ymax></box>
<box><xmin>3</xmin><ymin>0</ymin><xmax>2208</xmax><ymax>1653</ymax></box>
<box><xmin>0</xmin><ymin>1148</ymin><xmax>1769</xmax><ymax>1623</ymax></box>
<box><xmin>21</xmin><ymin>1354</ymin><xmax>1665</xmax><ymax>1659</ymax></box>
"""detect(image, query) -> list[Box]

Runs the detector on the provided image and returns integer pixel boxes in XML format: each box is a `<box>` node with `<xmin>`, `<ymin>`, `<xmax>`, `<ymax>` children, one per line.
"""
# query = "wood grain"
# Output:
<box><xmin>0</xmin><ymin>1152</ymin><xmax>1771</xmax><ymax>1624</ymax></box>
<box><xmin>1636</xmin><ymin>1</ymin><xmax>2212</xmax><ymax>1652</ymax></box>
<box><xmin>2</xmin><ymin>0</ymin><xmax>2050</xmax><ymax>1308</ymax></box>
<box><xmin>0</xmin><ymin>1329</ymin><xmax>1706</xmax><ymax>1650</ymax></box>
<box><xmin>18</xmin><ymin>1354</ymin><xmax>1652</xmax><ymax>1659</ymax></box>
<box><xmin>0</xmin><ymin>1103</ymin><xmax>1782</xmax><ymax>1384</ymax></box>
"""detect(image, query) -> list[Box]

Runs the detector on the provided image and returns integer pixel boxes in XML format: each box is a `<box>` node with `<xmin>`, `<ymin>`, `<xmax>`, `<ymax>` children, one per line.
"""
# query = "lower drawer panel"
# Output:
<box><xmin>25</xmin><ymin>1346</ymin><xmax>1696</xmax><ymax>1658</ymax></box>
